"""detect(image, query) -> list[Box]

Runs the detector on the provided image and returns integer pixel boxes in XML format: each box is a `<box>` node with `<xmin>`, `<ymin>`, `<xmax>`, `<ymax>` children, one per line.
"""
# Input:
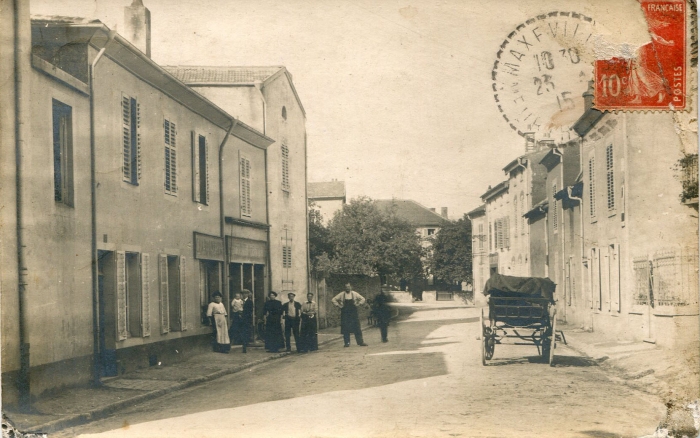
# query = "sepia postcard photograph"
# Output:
<box><xmin>0</xmin><ymin>0</ymin><xmax>698</xmax><ymax>437</ymax></box>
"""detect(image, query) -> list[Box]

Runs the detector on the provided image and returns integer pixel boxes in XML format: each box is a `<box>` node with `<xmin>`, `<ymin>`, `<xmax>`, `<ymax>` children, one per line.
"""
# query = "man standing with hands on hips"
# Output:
<box><xmin>332</xmin><ymin>283</ymin><xmax>368</xmax><ymax>347</ymax></box>
<box><xmin>282</xmin><ymin>292</ymin><xmax>302</xmax><ymax>352</ymax></box>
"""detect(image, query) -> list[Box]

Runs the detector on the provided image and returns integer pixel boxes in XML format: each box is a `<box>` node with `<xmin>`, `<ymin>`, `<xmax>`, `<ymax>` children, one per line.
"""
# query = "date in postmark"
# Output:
<box><xmin>594</xmin><ymin>0</ymin><xmax>686</xmax><ymax>110</ymax></box>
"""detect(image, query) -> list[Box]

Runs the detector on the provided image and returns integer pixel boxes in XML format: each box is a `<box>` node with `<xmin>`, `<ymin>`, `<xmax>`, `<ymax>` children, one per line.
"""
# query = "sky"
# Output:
<box><xmin>31</xmin><ymin>0</ymin><xmax>649</xmax><ymax>219</ymax></box>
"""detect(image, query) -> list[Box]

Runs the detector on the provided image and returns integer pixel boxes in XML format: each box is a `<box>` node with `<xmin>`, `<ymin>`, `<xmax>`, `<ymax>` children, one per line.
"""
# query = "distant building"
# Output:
<box><xmin>466</xmin><ymin>205</ymin><xmax>488</xmax><ymax>304</ymax></box>
<box><xmin>308</xmin><ymin>180</ymin><xmax>346</xmax><ymax>225</ymax></box>
<box><xmin>374</xmin><ymin>199</ymin><xmax>450</xmax><ymax>247</ymax></box>
<box><xmin>166</xmin><ymin>64</ymin><xmax>310</xmax><ymax>302</ymax></box>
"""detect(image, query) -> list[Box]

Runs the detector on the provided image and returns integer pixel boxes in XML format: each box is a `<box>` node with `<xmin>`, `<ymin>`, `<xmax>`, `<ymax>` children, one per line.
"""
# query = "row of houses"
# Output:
<box><xmin>1</xmin><ymin>0</ymin><xmax>308</xmax><ymax>405</ymax></box>
<box><xmin>468</xmin><ymin>84</ymin><xmax>699</xmax><ymax>350</ymax></box>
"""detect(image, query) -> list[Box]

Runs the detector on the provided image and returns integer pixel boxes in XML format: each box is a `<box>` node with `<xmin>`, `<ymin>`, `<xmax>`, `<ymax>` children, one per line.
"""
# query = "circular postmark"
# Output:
<box><xmin>492</xmin><ymin>12</ymin><xmax>597</xmax><ymax>142</ymax></box>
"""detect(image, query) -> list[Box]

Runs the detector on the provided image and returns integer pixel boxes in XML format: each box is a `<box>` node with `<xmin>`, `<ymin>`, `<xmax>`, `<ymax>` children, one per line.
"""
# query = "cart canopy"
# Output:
<box><xmin>483</xmin><ymin>274</ymin><xmax>556</xmax><ymax>302</ymax></box>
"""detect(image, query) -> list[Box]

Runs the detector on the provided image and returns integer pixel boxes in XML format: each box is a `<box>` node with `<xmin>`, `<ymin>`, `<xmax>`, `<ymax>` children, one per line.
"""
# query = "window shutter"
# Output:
<box><xmin>192</xmin><ymin>131</ymin><xmax>200</xmax><ymax>203</ymax></box>
<box><xmin>591</xmin><ymin>248</ymin><xmax>601</xmax><ymax>310</ymax></box>
<box><xmin>505</xmin><ymin>216</ymin><xmax>510</xmax><ymax>249</ymax></box>
<box><xmin>136</xmin><ymin>101</ymin><xmax>142</xmax><ymax>182</ymax></box>
<box><xmin>159</xmin><ymin>254</ymin><xmax>170</xmax><ymax>334</ymax></box>
<box><xmin>141</xmin><ymin>253</ymin><xmax>151</xmax><ymax>337</ymax></box>
<box><xmin>179</xmin><ymin>256</ymin><xmax>187</xmax><ymax>331</ymax></box>
<box><xmin>122</xmin><ymin>96</ymin><xmax>131</xmax><ymax>182</ymax></box>
<box><xmin>205</xmin><ymin>137</ymin><xmax>210</xmax><ymax>205</ymax></box>
<box><xmin>116</xmin><ymin>251</ymin><xmax>128</xmax><ymax>341</ymax></box>
<box><xmin>170</xmin><ymin>122</ymin><xmax>177</xmax><ymax>193</ymax></box>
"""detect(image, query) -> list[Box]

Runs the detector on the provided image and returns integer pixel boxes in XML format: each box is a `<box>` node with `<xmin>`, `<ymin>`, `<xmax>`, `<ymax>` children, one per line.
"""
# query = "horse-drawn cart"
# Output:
<box><xmin>480</xmin><ymin>274</ymin><xmax>557</xmax><ymax>366</ymax></box>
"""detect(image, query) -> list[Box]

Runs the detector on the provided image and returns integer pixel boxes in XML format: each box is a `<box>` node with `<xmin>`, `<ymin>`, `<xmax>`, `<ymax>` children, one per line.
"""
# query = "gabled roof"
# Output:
<box><xmin>30</xmin><ymin>17</ymin><xmax>275</xmax><ymax>150</ymax></box>
<box><xmin>164</xmin><ymin>65</ymin><xmax>306</xmax><ymax>117</ymax></box>
<box><xmin>375</xmin><ymin>199</ymin><xmax>450</xmax><ymax>227</ymax></box>
<box><xmin>466</xmin><ymin>205</ymin><xmax>486</xmax><ymax>219</ymax></box>
<box><xmin>308</xmin><ymin>181</ymin><xmax>346</xmax><ymax>200</ymax></box>
<box><xmin>164</xmin><ymin>66</ymin><xmax>284</xmax><ymax>85</ymax></box>
<box><xmin>480</xmin><ymin>181</ymin><xmax>509</xmax><ymax>202</ymax></box>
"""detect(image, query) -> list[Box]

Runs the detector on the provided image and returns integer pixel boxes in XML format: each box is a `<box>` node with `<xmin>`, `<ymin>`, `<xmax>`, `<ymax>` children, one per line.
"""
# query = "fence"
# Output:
<box><xmin>632</xmin><ymin>247</ymin><xmax>698</xmax><ymax>308</ymax></box>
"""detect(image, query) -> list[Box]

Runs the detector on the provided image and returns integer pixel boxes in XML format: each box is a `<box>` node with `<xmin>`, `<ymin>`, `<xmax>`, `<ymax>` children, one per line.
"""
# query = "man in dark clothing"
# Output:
<box><xmin>331</xmin><ymin>283</ymin><xmax>368</xmax><ymax>347</ymax></box>
<box><xmin>299</xmin><ymin>292</ymin><xmax>319</xmax><ymax>352</ymax></box>
<box><xmin>282</xmin><ymin>292</ymin><xmax>302</xmax><ymax>352</ymax></box>
<box><xmin>241</xmin><ymin>289</ymin><xmax>254</xmax><ymax>353</ymax></box>
<box><xmin>373</xmin><ymin>288</ymin><xmax>393</xmax><ymax>342</ymax></box>
<box><xmin>262</xmin><ymin>291</ymin><xmax>285</xmax><ymax>353</ymax></box>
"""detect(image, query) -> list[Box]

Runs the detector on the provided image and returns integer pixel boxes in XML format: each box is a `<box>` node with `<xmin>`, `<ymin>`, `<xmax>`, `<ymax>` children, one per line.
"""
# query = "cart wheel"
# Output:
<box><xmin>485</xmin><ymin>334</ymin><xmax>495</xmax><ymax>360</ymax></box>
<box><xmin>549</xmin><ymin>309</ymin><xmax>557</xmax><ymax>366</ymax></box>
<box><xmin>541</xmin><ymin>333</ymin><xmax>551</xmax><ymax>359</ymax></box>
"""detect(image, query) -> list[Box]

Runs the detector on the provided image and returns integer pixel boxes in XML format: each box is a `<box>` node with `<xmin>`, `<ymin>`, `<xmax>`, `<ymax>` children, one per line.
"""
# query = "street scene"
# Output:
<box><xmin>1</xmin><ymin>0</ymin><xmax>698</xmax><ymax>437</ymax></box>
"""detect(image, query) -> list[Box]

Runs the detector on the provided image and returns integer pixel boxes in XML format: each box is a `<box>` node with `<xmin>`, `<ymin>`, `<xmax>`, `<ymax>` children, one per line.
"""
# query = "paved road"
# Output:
<box><xmin>58</xmin><ymin>306</ymin><xmax>665</xmax><ymax>438</ymax></box>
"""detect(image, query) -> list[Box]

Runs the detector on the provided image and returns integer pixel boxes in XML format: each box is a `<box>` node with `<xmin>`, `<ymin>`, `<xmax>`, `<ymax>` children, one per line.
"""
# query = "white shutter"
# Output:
<box><xmin>159</xmin><ymin>254</ymin><xmax>170</xmax><ymax>334</ymax></box>
<box><xmin>116</xmin><ymin>251</ymin><xmax>128</xmax><ymax>341</ymax></box>
<box><xmin>192</xmin><ymin>131</ymin><xmax>200</xmax><ymax>202</ymax></box>
<box><xmin>136</xmin><ymin>101</ymin><xmax>142</xmax><ymax>182</ymax></box>
<box><xmin>591</xmin><ymin>248</ymin><xmax>601</xmax><ymax>310</ymax></box>
<box><xmin>141</xmin><ymin>253</ymin><xmax>151</xmax><ymax>337</ymax></box>
<box><xmin>179</xmin><ymin>256</ymin><xmax>187</xmax><ymax>331</ymax></box>
<box><xmin>205</xmin><ymin>137</ymin><xmax>210</xmax><ymax>205</ymax></box>
<box><xmin>170</xmin><ymin>122</ymin><xmax>177</xmax><ymax>193</ymax></box>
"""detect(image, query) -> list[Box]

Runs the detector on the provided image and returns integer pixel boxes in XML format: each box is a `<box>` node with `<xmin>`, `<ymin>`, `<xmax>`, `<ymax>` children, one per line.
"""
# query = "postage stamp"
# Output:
<box><xmin>594</xmin><ymin>0</ymin><xmax>686</xmax><ymax>110</ymax></box>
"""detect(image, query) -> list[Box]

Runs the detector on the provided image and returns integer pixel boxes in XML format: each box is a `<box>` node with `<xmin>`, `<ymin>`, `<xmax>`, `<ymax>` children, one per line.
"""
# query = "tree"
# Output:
<box><xmin>327</xmin><ymin>197</ymin><xmax>424</xmax><ymax>280</ymax></box>
<box><xmin>429</xmin><ymin>214</ymin><xmax>472</xmax><ymax>286</ymax></box>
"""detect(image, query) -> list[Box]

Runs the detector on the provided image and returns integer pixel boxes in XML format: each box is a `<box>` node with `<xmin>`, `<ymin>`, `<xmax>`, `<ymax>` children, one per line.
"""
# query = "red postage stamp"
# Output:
<box><xmin>594</xmin><ymin>0</ymin><xmax>686</xmax><ymax>110</ymax></box>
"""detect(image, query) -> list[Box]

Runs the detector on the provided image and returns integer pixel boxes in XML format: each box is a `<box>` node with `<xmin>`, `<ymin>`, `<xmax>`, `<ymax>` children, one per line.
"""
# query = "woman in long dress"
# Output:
<box><xmin>206</xmin><ymin>291</ymin><xmax>231</xmax><ymax>353</ymax></box>
<box><xmin>262</xmin><ymin>291</ymin><xmax>285</xmax><ymax>353</ymax></box>
<box><xmin>299</xmin><ymin>292</ymin><xmax>319</xmax><ymax>352</ymax></box>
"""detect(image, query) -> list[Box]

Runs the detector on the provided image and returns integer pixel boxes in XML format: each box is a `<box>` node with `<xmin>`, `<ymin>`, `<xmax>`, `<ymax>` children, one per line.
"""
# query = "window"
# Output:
<box><xmin>52</xmin><ymin>99</ymin><xmax>74</xmax><ymax>206</ymax></box>
<box><xmin>199</xmin><ymin>261</ymin><xmax>220</xmax><ymax>326</ymax></box>
<box><xmin>115</xmin><ymin>252</ymin><xmax>151</xmax><ymax>339</ymax></box>
<box><xmin>552</xmin><ymin>183</ymin><xmax>558</xmax><ymax>232</ymax></box>
<box><xmin>240</xmin><ymin>155</ymin><xmax>252</xmax><ymax>217</ymax></box>
<box><xmin>164</xmin><ymin>119</ymin><xmax>177</xmax><ymax>195</ymax></box>
<box><xmin>282</xmin><ymin>245</ymin><xmax>292</xmax><ymax>268</ymax></box>
<box><xmin>281</xmin><ymin>106</ymin><xmax>287</xmax><ymax>120</ymax></box>
<box><xmin>606</xmin><ymin>145</ymin><xmax>615</xmax><ymax>210</ymax></box>
<box><xmin>427</xmin><ymin>228</ymin><xmax>436</xmax><ymax>236</ymax></box>
<box><xmin>588</xmin><ymin>156</ymin><xmax>596</xmax><ymax>218</ymax></box>
<box><xmin>159</xmin><ymin>254</ymin><xmax>187</xmax><ymax>333</ymax></box>
<box><xmin>192</xmin><ymin>133</ymin><xmax>209</xmax><ymax>204</ymax></box>
<box><xmin>122</xmin><ymin>94</ymin><xmax>140</xmax><ymax>185</ymax></box>
<box><xmin>520</xmin><ymin>192</ymin><xmax>525</xmax><ymax>235</ymax></box>
<box><xmin>281</xmin><ymin>145</ymin><xmax>290</xmax><ymax>192</ymax></box>
<box><xmin>478</xmin><ymin>224</ymin><xmax>484</xmax><ymax>249</ymax></box>
<box><xmin>489</xmin><ymin>222</ymin><xmax>492</xmax><ymax>250</ymax></box>
<box><xmin>494</xmin><ymin>217</ymin><xmax>510</xmax><ymax>250</ymax></box>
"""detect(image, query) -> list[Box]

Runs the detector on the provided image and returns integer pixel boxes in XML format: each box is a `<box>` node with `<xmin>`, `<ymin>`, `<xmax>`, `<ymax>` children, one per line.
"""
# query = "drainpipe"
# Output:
<box><xmin>263</xmin><ymin>146</ymin><xmax>271</xmax><ymax>340</ymax></box>
<box><xmin>90</xmin><ymin>28</ymin><xmax>117</xmax><ymax>387</ymax></box>
<box><xmin>14</xmin><ymin>0</ymin><xmax>30</xmax><ymax>411</ymax></box>
<box><xmin>219</xmin><ymin>120</ymin><xmax>237</xmax><ymax>315</ymax></box>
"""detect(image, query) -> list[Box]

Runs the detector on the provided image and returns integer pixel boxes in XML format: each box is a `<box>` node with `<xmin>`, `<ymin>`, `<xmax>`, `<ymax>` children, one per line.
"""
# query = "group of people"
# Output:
<box><xmin>205</xmin><ymin>282</ymin><xmax>392</xmax><ymax>354</ymax></box>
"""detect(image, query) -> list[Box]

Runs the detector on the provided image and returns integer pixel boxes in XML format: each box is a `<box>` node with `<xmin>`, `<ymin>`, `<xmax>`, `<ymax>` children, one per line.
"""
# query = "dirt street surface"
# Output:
<box><xmin>57</xmin><ymin>306</ymin><xmax>665</xmax><ymax>438</ymax></box>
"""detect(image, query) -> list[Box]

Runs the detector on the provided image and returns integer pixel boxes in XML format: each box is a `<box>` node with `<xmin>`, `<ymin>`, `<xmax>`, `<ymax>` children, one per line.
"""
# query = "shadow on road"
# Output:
<box><xmin>484</xmin><ymin>354</ymin><xmax>599</xmax><ymax>368</ymax></box>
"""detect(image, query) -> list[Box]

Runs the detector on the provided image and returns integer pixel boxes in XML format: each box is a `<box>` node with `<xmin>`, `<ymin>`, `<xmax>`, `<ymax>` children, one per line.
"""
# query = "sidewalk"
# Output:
<box><xmin>559</xmin><ymin>321</ymin><xmax>700</xmax><ymax>436</ymax></box>
<box><xmin>3</xmin><ymin>323</ymin><xmax>363</xmax><ymax>435</ymax></box>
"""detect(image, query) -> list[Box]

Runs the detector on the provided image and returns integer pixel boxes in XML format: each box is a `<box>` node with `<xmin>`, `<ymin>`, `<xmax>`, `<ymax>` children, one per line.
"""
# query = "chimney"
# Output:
<box><xmin>429</xmin><ymin>208</ymin><xmax>436</xmax><ymax>212</ymax></box>
<box><xmin>441</xmin><ymin>207</ymin><xmax>448</xmax><ymax>219</ymax></box>
<box><xmin>524</xmin><ymin>132</ymin><xmax>536</xmax><ymax>152</ymax></box>
<box><xmin>124</xmin><ymin>0</ymin><xmax>151</xmax><ymax>57</ymax></box>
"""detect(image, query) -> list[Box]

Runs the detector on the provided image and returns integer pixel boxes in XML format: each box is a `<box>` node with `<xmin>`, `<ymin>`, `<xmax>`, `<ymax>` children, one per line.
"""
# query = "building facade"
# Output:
<box><xmin>308</xmin><ymin>180</ymin><xmax>346</xmax><ymax>225</ymax></box>
<box><xmin>1</xmin><ymin>11</ymin><xmax>275</xmax><ymax>404</ymax></box>
<box><xmin>165</xmin><ymin>65</ymin><xmax>310</xmax><ymax>302</ymax></box>
<box><xmin>466</xmin><ymin>205</ymin><xmax>488</xmax><ymax>305</ymax></box>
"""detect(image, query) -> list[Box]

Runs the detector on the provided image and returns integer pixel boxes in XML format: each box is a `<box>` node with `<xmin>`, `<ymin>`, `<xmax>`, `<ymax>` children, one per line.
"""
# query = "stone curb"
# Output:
<box><xmin>23</xmin><ymin>326</ymin><xmax>371</xmax><ymax>435</ymax></box>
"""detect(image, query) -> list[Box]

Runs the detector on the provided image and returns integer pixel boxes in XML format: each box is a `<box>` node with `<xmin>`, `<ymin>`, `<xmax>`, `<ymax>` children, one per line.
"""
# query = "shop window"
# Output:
<box><xmin>164</xmin><ymin>119</ymin><xmax>177</xmax><ymax>195</ymax></box>
<box><xmin>199</xmin><ymin>261</ymin><xmax>220</xmax><ymax>325</ymax></box>
<box><xmin>122</xmin><ymin>94</ymin><xmax>140</xmax><ymax>185</ymax></box>
<box><xmin>52</xmin><ymin>99</ymin><xmax>74</xmax><ymax>206</ymax></box>
<box><xmin>192</xmin><ymin>133</ymin><xmax>209</xmax><ymax>204</ymax></box>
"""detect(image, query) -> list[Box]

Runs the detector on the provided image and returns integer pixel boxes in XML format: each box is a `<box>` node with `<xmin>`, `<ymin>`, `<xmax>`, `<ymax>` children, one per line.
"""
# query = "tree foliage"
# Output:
<box><xmin>429</xmin><ymin>214</ymin><xmax>472</xmax><ymax>284</ymax></box>
<box><xmin>308</xmin><ymin>201</ymin><xmax>334</xmax><ymax>273</ymax></box>
<box><xmin>321</xmin><ymin>197</ymin><xmax>424</xmax><ymax>280</ymax></box>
